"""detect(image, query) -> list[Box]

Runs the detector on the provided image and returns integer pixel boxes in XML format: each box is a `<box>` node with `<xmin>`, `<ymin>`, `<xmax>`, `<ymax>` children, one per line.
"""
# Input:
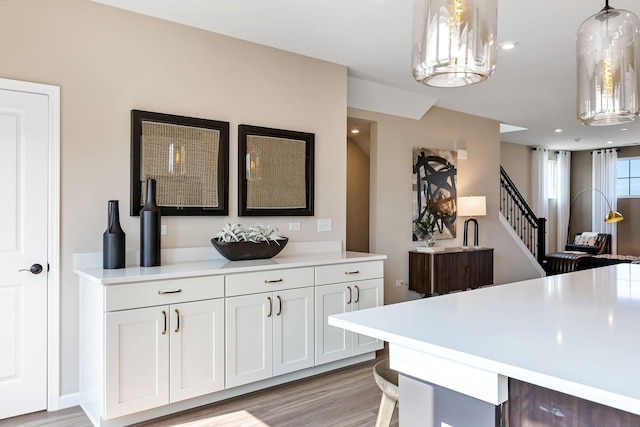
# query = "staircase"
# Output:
<box><xmin>500</xmin><ymin>166</ymin><xmax>546</xmax><ymax>265</ymax></box>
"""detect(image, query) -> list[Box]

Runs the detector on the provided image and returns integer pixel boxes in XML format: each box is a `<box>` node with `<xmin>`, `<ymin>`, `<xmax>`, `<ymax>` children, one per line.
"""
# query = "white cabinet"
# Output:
<box><xmin>104</xmin><ymin>306</ymin><xmax>169</xmax><ymax>419</ymax></box>
<box><xmin>81</xmin><ymin>275</ymin><xmax>225</xmax><ymax>421</ymax></box>
<box><xmin>225</xmin><ymin>268</ymin><xmax>315</xmax><ymax>388</ymax></box>
<box><xmin>169</xmin><ymin>299</ymin><xmax>225</xmax><ymax>402</ymax></box>
<box><xmin>314</xmin><ymin>262</ymin><xmax>384</xmax><ymax>365</ymax></box>
<box><xmin>78</xmin><ymin>251</ymin><xmax>385</xmax><ymax>427</ymax></box>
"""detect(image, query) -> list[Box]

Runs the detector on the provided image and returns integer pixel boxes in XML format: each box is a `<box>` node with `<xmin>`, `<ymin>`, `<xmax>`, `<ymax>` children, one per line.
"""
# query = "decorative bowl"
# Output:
<box><xmin>210</xmin><ymin>237</ymin><xmax>289</xmax><ymax>261</ymax></box>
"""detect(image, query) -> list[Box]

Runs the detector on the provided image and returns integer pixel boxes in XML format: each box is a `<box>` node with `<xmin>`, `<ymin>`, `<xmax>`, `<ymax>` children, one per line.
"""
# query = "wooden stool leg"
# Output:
<box><xmin>375</xmin><ymin>393</ymin><xmax>397</xmax><ymax>427</ymax></box>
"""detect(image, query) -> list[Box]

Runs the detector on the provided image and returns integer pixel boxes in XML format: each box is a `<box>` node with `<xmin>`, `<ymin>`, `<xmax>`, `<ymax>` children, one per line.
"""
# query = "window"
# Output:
<box><xmin>617</xmin><ymin>157</ymin><xmax>640</xmax><ymax>197</ymax></box>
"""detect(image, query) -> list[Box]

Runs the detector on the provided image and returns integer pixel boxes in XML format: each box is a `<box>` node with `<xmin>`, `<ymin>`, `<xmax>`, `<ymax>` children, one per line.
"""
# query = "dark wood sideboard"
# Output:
<box><xmin>409</xmin><ymin>247</ymin><xmax>494</xmax><ymax>297</ymax></box>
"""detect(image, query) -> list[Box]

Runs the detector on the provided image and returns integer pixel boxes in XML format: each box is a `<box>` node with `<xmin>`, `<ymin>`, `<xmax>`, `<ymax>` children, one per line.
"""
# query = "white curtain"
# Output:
<box><xmin>556</xmin><ymin>151</ymin><xmax>571</xmax><ymax>250</ymax></box>
<box><xmin>531</xmin><ymin>147</ymin><xmax>549</xmax><ymax>218</ymax></box>
<box><xmin>531</xmin><ymin>147</ymin><xmax>549</xmax><ymax>253</ymax></box>
<box><xmin>592</xmin><ymin>149</ymin><xmax>618</xmax><ymax>254</ymax></box>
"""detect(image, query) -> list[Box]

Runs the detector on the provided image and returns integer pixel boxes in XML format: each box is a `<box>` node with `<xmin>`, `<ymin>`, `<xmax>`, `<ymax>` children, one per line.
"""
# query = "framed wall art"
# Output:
<box><xmin>412</xmin><ymin>147</ymin><xmax>457</xmax><ymax>241</ymax></box>
<box><xmin>238</xmin><ymin>124</ymin><xmax>314</xmax><ymax>216</ymax></box>
<box><xmin>131</xmin><ymin>110</ymin><xmax>229</xmax><ymax>216</ymax></box>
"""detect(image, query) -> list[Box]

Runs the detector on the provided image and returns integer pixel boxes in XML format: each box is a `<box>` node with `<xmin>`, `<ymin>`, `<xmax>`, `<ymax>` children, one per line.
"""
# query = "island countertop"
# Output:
<box><xmin>329</xmin><ymin>264</ymin><xmax>640</xmax><ymax>416</ymax></box>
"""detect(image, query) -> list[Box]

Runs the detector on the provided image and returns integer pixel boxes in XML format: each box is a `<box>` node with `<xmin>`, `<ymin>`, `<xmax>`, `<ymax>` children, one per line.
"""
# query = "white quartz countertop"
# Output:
<box><xmin>75</xmin><ymin>249</ymin><xmax>386</xmax><ymax>285</ymax></box>
<box><xmin>330</xmin><ymin>264</ymin><xmax>640</xmax><ymax>415</ymax></box>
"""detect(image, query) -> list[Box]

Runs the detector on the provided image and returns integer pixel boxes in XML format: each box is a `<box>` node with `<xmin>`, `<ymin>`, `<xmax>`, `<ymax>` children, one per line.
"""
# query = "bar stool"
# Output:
<box><xmin>373</xmin><ymin>358</ymin><xmax>399</xmax><ymax>427</ymax></box>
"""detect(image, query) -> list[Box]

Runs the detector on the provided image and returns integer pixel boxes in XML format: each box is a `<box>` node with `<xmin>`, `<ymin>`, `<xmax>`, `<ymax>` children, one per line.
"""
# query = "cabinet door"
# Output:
<box><xmin>408</xmin><ymin>251</ymin><xmax>431</xmax><ymax>295</ymax></box>
<box><xmin>226</xmin><ymin>293</ymin><xmax>273</xmax><ymax>388</ymax></box>
<box><xmin>315</xmin><ymin>283</ymin><xmax>352</xmax><ymax>365</ymax></box>
<box><xmin>352</xmin><ymin>278</ymin><xmax>384</xmax><ymax>356</ymax></box>
<box><xmin>465</xmin><ymin>249</ymin><xmax>494</xmax><ymax>288</ymax></box>
<box><xmin>105</xmin><ymin>306</ymin><xmax>169</xmax><ymax>419</ymax></box>
<box><xmin>170</xmin><ymin>298</ymin><xmax>225</xmax><ymax>402</ymax></box>
<box><xmin>273</xmin><ymin>287</ymin><xmax>314</xmax><ymax>376</ymax></box>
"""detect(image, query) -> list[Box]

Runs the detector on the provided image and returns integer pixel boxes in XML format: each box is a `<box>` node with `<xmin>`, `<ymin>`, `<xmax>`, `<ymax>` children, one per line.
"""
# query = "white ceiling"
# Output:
<box><xmin>93</xmin><ymin>0</ymin><xmax>640</xmax><ymax>151</ymax></box>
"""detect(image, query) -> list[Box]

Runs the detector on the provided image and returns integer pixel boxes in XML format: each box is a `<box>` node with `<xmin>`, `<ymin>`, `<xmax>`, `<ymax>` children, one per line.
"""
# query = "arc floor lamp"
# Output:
<box><xmin>567</xmin><ymin>187</ymin><xmax>623</xmax><ymax>245</ymax></box>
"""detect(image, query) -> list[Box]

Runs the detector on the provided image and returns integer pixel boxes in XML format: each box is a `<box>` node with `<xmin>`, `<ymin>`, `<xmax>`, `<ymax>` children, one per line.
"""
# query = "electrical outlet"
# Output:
<box><xmin>317</xmin><ymin>218</ymin><xmax>332</xmax><ymax>232</ymax></box>
<box><xmin>395</xmin><ymin>279</ymin><xmax>403</xmax><ymax>287</ymax></box>
<box><xmin>161</xmin><ymin>225</ymin><xmax>167</xmax><ymax>235</ymax></box>
<box><xmin>289</xmin><ymin>222</ymin><xmax>301</xmax><ymax>231</ymax></box>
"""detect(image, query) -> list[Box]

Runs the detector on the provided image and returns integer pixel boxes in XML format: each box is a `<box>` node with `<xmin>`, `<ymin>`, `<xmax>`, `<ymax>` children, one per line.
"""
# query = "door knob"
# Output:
<box><xmin>19</xmin><ymin>264</ymin><xmax>43</xmax><ymax>274</ymax></box>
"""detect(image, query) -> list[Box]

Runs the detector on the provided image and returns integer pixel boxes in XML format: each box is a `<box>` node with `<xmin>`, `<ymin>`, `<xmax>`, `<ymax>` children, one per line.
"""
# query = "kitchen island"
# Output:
<box><xmin>330</xmin><ymin>264</ymin><xmax>640</xmax><ymax>426</ymax></box>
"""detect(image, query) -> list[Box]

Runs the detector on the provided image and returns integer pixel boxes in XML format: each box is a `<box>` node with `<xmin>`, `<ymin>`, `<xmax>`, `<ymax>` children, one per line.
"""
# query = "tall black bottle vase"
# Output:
<box><xmin>103</xmin><ymin>200</ymin><xmax>126</xmax><ymax>269</ymax></box>
<box><xmin>140</xmin><ymin>178</ymin><xmax>162</xmax><ymax>267</ymax></box>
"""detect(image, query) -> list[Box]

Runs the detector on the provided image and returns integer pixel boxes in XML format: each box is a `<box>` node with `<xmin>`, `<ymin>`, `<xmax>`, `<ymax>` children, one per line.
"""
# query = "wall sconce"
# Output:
<box><xmin>458</xmin><ymin>196</ymin><xmax>486</xmax><ymax>249</ymax></box>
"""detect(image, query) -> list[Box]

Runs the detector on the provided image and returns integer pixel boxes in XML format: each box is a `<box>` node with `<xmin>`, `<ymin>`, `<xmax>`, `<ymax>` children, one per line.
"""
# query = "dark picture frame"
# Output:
<box><xmin>131</xmin><ymin>110</ymin><xmax>229</xmax><ymax>216</ymax></box>
<box><xmin>238</xmin><ymin>125</ymin><xmax>314</xmax><ymax>216</ymax></box>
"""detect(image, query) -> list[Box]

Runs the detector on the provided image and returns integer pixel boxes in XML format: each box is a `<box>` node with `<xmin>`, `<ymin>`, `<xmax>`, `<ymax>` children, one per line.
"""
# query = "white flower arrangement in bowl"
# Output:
<box><xmin>211</xmin><ymin>223</ymin><xmax>288</xmax><ymax>260</ymax></box>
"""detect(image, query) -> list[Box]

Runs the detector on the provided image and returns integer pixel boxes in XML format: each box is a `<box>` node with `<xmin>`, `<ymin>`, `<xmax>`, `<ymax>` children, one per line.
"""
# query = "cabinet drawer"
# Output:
<box><xmin>315</xmin><ymin>261</ymin><xmax>383</xmax><ymax>285</ymax></box>
<box><xmin>225</xmin><ymin>267</ymin><xmax>314</xmax><ymax>297</ymax></box>
<box><xmin>105</xmin><ymin>276</ymin><xmax>224</xmax><ymax>311</ymax></box>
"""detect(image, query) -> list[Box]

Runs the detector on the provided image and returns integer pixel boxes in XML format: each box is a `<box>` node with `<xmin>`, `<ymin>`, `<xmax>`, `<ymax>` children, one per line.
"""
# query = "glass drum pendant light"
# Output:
<box><xmin>577</xmin><ymin>1</ymin><xmax>640</xmax><ymax>126</ymax></box>
<box><xmin>411</xmin><ymin>0</ymin><xmax>498</xmax><ymax>87</ymax></box>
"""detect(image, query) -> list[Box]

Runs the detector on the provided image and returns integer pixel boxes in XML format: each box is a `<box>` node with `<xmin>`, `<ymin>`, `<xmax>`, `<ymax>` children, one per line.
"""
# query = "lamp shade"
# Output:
<box><xmin>577</xmin><ymin>3</ymin><xmax>640</xmax><ymax>126</ymax></box>
<box><xmin>605</xmin><ymin>209</ymin><xmax>624</xmax><ymax>223</ymax></box>
<box><xmin>411</xmin><ymin>0</ymin><xmax>498</xmax><ymax>87</ymax></box>
<box><xmin>457</xmin><ymin>196</ymin><xmax>486</xmax><ymax>217</ymax></box>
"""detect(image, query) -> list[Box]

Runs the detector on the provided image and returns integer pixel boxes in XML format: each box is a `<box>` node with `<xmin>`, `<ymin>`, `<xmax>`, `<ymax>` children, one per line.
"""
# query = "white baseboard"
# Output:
<box><xmin>57</xmin><ymin>392</ymin><xmax>80</xmax><ymax>410</ymax></box>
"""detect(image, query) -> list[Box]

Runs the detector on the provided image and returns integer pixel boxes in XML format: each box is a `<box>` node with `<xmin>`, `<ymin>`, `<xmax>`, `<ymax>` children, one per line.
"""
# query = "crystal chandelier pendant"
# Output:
<box><xmin>577</xmin><ymin>2</ymin><xmax>640</xmax><ymax>126</ymax></box>
<box><xmin>411</xmin><ymin>0</ymin><xmax>498</xmax><ymax>87</ymax></box>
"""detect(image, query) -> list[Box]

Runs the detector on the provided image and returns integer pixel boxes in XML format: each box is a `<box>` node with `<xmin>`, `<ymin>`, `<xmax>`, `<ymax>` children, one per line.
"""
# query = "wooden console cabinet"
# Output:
<box><xmin>409</xmin><ymin>247</ymin><xmax>493</xmax><ymax>296</ymax></box>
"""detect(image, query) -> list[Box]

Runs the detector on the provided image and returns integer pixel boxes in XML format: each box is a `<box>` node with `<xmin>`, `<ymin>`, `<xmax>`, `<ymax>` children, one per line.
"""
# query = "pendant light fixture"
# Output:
<box><xmin>577</xmin><ymin>1</ymin><xmax>640</xmax><ymax>126</ymax></box>
<box><xmin>411</xmin><ymin>0</ymin><xmax>498</xmax><ymax>87</ymax></box>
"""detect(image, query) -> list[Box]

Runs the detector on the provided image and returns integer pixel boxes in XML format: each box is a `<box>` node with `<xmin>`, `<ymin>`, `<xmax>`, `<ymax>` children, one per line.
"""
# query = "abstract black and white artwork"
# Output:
<box><xmin>412</xmin><ymin>148</ymin><xmax>457</xmax><ymax>241</ymax></box>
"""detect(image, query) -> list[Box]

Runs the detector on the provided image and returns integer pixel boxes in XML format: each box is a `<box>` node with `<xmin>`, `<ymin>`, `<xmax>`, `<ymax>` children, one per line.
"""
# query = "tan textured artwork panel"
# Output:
<box><xmin>141</xmin><ymin>121</ymin><xmax>220</xmax><ymax>208</ymax></box>
<box><xmin>246</xmin><ymin>135</ymin><xmax>306</xmax><ymax>209</ymax></box>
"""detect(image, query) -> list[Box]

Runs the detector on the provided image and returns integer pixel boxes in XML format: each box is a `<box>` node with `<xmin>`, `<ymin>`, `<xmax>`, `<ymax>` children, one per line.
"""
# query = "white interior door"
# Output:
<box><xmin>0</xmin><ymin>88</ymin><xmax>49</xmax><ymax>419</ymax></box>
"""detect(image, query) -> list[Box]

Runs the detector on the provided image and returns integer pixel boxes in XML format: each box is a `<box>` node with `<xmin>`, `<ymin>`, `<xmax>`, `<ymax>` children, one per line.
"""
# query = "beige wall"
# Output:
<box><xmin>350</xmin><ymin>107</ymin><xmax>542</xmax><ymax>305</ymax></box>
<box><xmin>500</xmin><ymin>141</ymin><xmax>532</xmax><ymax>202</ymax></box>
<box><xmin>0</xmin><ymin>0</ymin><xmax>346</xmax><ymax>396</ymax></box>
<box><xmin>346</xmin><ymin>138</ymin><xmax>370</xmax><ymax>252</ymax></box>
<box><xmin>570</xmin><ymin>151</ymin><xmax>594</xmax><ymax>240</ymax></box>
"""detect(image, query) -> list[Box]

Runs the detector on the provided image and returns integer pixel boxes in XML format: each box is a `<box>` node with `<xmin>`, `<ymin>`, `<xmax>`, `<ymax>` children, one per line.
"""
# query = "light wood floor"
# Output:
<box><xmin>0</xmin><ymin>357</ymin><xmax>398</xmax><ymax>427</ymax></box>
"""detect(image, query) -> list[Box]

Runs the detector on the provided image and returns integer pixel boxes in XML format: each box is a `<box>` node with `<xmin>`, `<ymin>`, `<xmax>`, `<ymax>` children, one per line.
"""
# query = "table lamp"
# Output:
<box><xmin>458</xmin><ymin>196</ymin><xmax>486</xmax><ymax>249</ymax></box>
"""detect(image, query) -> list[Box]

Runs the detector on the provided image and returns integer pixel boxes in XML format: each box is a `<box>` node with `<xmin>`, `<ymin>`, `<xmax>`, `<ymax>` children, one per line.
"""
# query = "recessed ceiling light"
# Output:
<box><xmin>554</xmin><ymin>128</ymin><xmax>563</xmax><ymax>133</ymax></box>
<box><xmin>350</xmin><ymin>129</ymin><xmax>360</xmax><ymax>134</ymax></box>
<box><xmin>499</xmin><ymin>41</ymin><xmax>519</xmax><ymax>50</ymax></box>
<box><xmin>607</xmin><ymin>140</ymin><xmax>614</xmax><ymax>144</ymax></box>
<box><xmin>621</xmin><ymin>128</ymin><xmax>629</xmax><ymax>131</ymax></box>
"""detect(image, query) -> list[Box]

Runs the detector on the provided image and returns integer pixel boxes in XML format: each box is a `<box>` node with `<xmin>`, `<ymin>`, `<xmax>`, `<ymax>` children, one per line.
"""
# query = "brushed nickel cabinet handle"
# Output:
<box><xmin>347</xmin><ymin>286</ymin><xmax>352</xmax><ymax>304</ymax></box>
<box><xmin>265</xmin><ymin>278</ymin><xmax>283</xmax><ymax>283</ymax></box>
<box><xmin>345</xmin><ymin>270</ymin><xmax>360</xmax><ymax>275</ymax></box>
<box><xmin>267</xmin><ymin>297</ymin><xmax>273</xmax><ymax>317</ymax></box>
<box><xmin>276</xmin><ymin>295</ymin><xmax>282</xmax><ymax>316</ymax></box>
<box><xmin>174</xmin><ymin>309</ymin><xmax>180</xmax><ymax>333</ymax></box>
<box><xmin>158</xmin><ymin>289</ymin><xmax>182</xmax><ymax>295</ymax></box>
<box><xmin>162</xmin><ymin>311</ymin><xmax>167</xmax><ymax>335</ymax></box>
<box><xmin>354</xmin><ymin>285</ymin><xmax>360</xmax><ymax>303</ymax></box>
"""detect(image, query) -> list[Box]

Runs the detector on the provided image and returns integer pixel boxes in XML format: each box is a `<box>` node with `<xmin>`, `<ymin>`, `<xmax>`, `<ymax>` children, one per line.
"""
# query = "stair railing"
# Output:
<box><xmin>500</xmin><ymin>166</ymin><xmax>546</xmax><ymax>265</ymax></box>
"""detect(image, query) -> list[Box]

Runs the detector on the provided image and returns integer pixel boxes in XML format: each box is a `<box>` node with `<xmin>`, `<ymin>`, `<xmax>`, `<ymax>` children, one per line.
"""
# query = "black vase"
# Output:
<box><xmin>140</xmin><ymin>178</ymin><xmax>161</xmax><ymax>267</ymax></box>
<box><xmin>103</xmin><ymin>200</ymin><xmax>126</xmax><ymax>269</ymax></box>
